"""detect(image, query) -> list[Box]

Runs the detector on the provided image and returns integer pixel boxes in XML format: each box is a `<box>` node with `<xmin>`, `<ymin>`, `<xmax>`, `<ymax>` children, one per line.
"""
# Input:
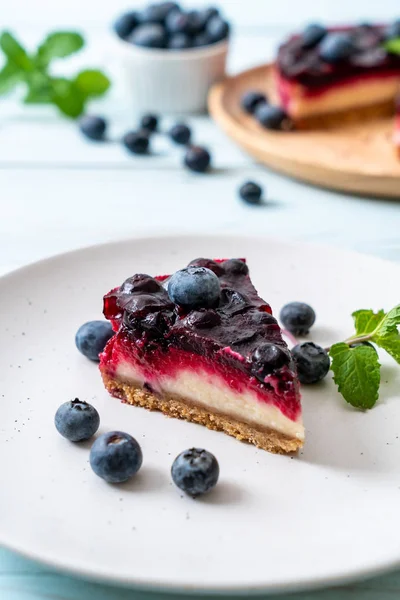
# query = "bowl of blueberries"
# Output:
<box><xmin>113</xmin><ymin>2</ymin><xmax>230</xmax><ymax>113</ymax></box>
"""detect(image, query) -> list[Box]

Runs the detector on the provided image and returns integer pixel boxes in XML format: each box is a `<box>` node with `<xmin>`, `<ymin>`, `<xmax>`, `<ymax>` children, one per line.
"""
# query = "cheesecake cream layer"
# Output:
<box><xmin>116</xmin><ymin>360</ymin><xmax>304</xmax><ymax>441</ymax></box>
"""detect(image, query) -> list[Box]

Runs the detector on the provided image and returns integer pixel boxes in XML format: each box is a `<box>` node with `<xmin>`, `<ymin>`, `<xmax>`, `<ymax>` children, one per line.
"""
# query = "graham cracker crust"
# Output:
<box><xmin>102</xmin><ymin>373</ymin><xmax>302</xmax><ymax>454</ymax></box>
<box><xmin>294</xmin><ymin>99</ymin><xmax>395</xmax><ymax>130</ymax></box>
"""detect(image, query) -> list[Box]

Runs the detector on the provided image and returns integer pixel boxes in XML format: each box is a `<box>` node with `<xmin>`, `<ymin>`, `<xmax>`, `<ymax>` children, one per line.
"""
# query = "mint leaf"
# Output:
<box><xmin>330</xmin><ymin>342</ymin><xmax>380</xmax><ymax>409</ymax></box>
<box><xmin>374</xmin><ymin>305</ymin><xmax>400</xmax><ymax>337</ymax></box>
<box><xmin>352</xmin><ymin>309</ymin><xmax>385</xmax><ymax>336</ymax></box>
<box><xmin>51</xmin><ymin>78</ymin><xmax>85</xmax><ymax>117</ymax></box>
<box><xmin>37</xmin><ymin>32</ymin><xmax>84</xmax><ymax>66</ymax></box>
<box><xmin>23</xmin><ymin>71</ymin><xmax>52</xmax><ymax>103</ymax></box>
<box><xmin>0</xmin><ymin>60</ymin><xmax>23</xmax><ymax>95</ymax></box>
<box><xmin>375</xmin><ymin>331</ymin><xmax>400</xmax><ymax>365</ymax></box>
<box><xmin>74</xmin><ymin>69</ymin><xmax>110</xmax><ymax>97</ymax></box>
<box><xmin>385</xmin><ymin>38</ymin><xmax>400</xmax><ymax>55</ymax></box>
<box><xmin>0</xmin><ymin>32</ymin><xmax>33</xmax><ymax>71</ymax></box>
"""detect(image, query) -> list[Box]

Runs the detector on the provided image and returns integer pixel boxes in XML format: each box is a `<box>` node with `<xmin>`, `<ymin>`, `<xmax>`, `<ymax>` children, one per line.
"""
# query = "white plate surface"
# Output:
<box><xmin>1</xmin><ymin>235</ymin><xmax>400</xmax><ymax>594</ymax></box>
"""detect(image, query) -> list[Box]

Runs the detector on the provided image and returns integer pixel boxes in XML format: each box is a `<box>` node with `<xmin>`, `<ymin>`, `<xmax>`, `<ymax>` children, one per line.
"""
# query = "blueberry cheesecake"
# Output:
<box><xmin>100</xmin><ymin>259</ymin><xmax>303</xmax><ymax>454</ymax></box>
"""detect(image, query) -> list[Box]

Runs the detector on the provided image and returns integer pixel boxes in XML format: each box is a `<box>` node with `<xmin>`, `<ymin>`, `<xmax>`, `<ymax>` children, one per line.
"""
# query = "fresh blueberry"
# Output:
<box><xmin>168</xmin><ymin>266</ymin><xmax>220</xmax><ymax>309</ymax></box>
<box><xmin>241</xmin><ymin>90</ymin><xmax>267</xmax><ymax>114</ymax></box>
<box><xmin>75</xmin><ymin>320</ymin><xmax>114</xmax><ymax>361</ymax></box>
<box><xmin>140</xmin><ymin>2</ymin><xmax>180</xmax><ymax>24</ymax></box>
<box><xmin>168</xmin><ymin>32</ymin><xmax>192</xmax><ymax>49</ymax></box>
<box><xmin>184</xmin><ymin>145</ymin><xmax>211</xmax><ymax>172</ymax></box>
<box><xmin>140</xmin><ymin>113</ymin><xmax>158</xmax><ymax>132</ymax></box>
<box><xmin>255</xmin><ymin>104</ymin><xmax>290</xmax><ymax>130</ymax></box>
<box><xmin>192</xmin><ymin>32</ymin><xmax>212</xmax><ymax>47</ymax></box>
<box><xmin>223</xmin><ymin>258</ymin><xmax>249</xmax><ymax>276</ymax></box>
<box><xmin>78</xmin><ymin>115</ymin><xmax>107</xmax><ymax>141</ymax></box>
<box><xmin>55</xmin><ymin>399</ymin><xmax>100</xmax><ymax>442</ymax></box>
<box><xmin>90</xmin><ymin>431</ymin><xmax>143</xmax><ymax>483</ymax></box>
<box><xmin>301</xmin><ymin>23</ymin><xmax>326</xmax><ymax>49</ymax></box>
<box><xmin>319</xmin><ymin>32</ymin><xmax>355</xmax><ymax>63</ymax></box>
<box><xmin>114</xmin><ymin>11</ymin><xmax>140</xmax><ymax>39</ymax></box>
<box><xmin>129</xmin><ymin>23</ymin><xmax>167</xmax><ymax>48</ymax></box>
<box><xmin>239</xmin><ymin>181</ymin><xmax>263</xmax><ymax>205</ymax></box>
<box><xmin>280</xmin><ymin>302</ymin><xmax>316</xmax><ymax>336</ymax></box>
<box><xmin>202</xmin><ymin>7</ymin><xmax>219</xmax><ymax>23</ymax></box>
<box><xmin>165</xmin><ymin>10</ymin><xmax>190</xmax><ymax>34</ymax></box>
<box><xmin>251</xmin><ymin>343</ymin><xmax>290</xmax><ymax>381</ymax></box>
<box><xmin>169</xmin><ymin>122</ymin><xmax>191</xmax><ymax>144</ymax></box>
<box><xmin>292</xmin><ymin>342</ymin><xmax>330</xmax><ymax>384</ymax></box>
<box><xmin>385</xmin><ymin>20</ymin><xmax>400</xmax><ymax>40</ymax></box>
<box><xmin>123</xmin><ymin>130</ymin><xmax>150</xmax><ymax>154</ymax></box>
<box><xmin>186</xmin><ymin>10</ymin><xmax>207</xmax><ymax>35</ymax></box>
<box><xmin>206</xmin><ymin>16</ymin><xmax>230</xmax><ymax>43</ymax></box>
<box><xmin>171</xmin><ymin>448</ymin><xmax>219</xmax><ymax>497</ymax></box>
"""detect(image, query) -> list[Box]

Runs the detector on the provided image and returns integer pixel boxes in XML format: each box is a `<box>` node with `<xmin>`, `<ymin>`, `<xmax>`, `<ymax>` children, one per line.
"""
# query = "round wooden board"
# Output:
<box><xmin>208</xmin><ymin>64</ymin><xmax>400</xmax><ymax>199</ymax></box>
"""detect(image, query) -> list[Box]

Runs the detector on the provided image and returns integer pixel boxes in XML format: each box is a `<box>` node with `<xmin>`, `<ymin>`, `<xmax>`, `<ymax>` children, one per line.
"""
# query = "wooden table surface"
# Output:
<box><xmin>1</xmin><ymin>1</ymin><xmax>400</xmax><ymax>597</ymax></box>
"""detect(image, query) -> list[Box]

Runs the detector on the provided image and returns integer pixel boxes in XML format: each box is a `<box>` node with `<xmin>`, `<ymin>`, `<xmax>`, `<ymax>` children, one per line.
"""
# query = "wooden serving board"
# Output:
<box><xmin>208</xmin><ymin>64</ymin><xmax>400</xmax><ymax>199</ymax></box>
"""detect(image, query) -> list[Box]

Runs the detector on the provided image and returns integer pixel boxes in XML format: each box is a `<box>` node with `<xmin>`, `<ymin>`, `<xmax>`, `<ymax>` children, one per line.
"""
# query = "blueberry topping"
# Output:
<box><xmin>239</xmin><ymin>181</ymin><xmax>263</xmax><ymax>205</ymax></box>
<box><xmin>292</xmin><ymin>342</ymin><xmax>330</xmax><ymax>384</ymax></box>
<box><xmin>255</xmin><ymin>104</ymin><xmax>291</xmax><ymax>130</ymax></box>
<box><xmin>251</xmin><ymin>343</ymin><xmax>290</xmax><ymax>381</ymax></box>
<box><xmin>168</xmin><ymin>32</ymin><xmax>192</xmax><ymax>49</ymax></box>
<box><xmin>90</xmin><ymin>431</ymin><xmax>143</xmax><ymax>483</ymax></box>
<box><xmin>169</xmin><ymin>122</ymin><xmax>191</xmax><ymax>144</ymax></box>
<box><xmin>385</xmin><ymin>20</ymin><xmax>400</xmax><ymax>40</ymax></box>
<box><xmin>140</xmin><ymin>113</ymin><xmax>158</xmax><ymax>132</ymax></box>
<box><xmin>219</xmin><ymin>288</ymin><xmax>249</xmax><ymax>315</ymax></box>
<box><xmin>319</xmin><ymin>32</ymin><xmax>355</xmax><ymax>64</ymax></box>
<box><xmin>187</xmin><ymin>258</ymin><xmax>224</xmax><ymax>276</ymax></box>
<box><xmin>78</xmin><ymin>115</ymin><xmax>107</xmax><ymax>141</ymax></box>
<box><xmin>140</xmin><ymin>2</ymin><xmax>180</xmax><ymax>24</ymax></box>
<box><xmin>301</xmin><ymin>23</ymin><xmax>326</xmax><ymax>49</ymax></box>
<box><xmin>55</xmin><ymin>399</ymin><xmax>100</xmax><ymax>442</ymax></box>
<box><xmin>280</xmin><ymin>302</ymin><xmax>316</xmax><ymax>336</ymax></box>
<box><xmin>184</xmin><ymin>145</ymin><xmax>211</xmax><ymax>172</ymax></box>
<box><xmin>168</xmin><ymin>266</ymin><xmax>220</xmax><ymax>309</ymax></box>
<box><xmin>171</xmin><ymin>448</ymin><xmax>219</xmax><ymax>497</ymax></box>
<box><xmin>192</xmin><ymin>32</ymin><xmax>212</xmax><ymax>47</ymax></box>
<box><xmin>241</xmin><ymin>91</ymin><xmax>267</xmax><ymax>114</ymax></box>
<box><xmin>223</xmin><ymin>258</ymin><xmax>249</xmax><ymax>276</ymax></box>
<box><xmin>129</xmin><ymin>23</ymin><xmax>167</xmax><ymax>48</ymax></box>
<box><xmin>75</xmin><ymin>320</ymin><xmax>114</xmax><ymax>361</ymax></box>
<box><xmin>165</xmin><ymin>10</ymin><xmax>190</xmax><ymax>34</ymax></box>
<box><xmin>123</xmin><ymin>130</ymin><xmax>150</xmax><ymax>154</ymax></box>
<box><xmin>186</xmin><ymin>309</ymin><xmax>221</xmax><ymax>329</ymax></box>
<box><xmin>206</xmin><ymin>15</ymin><xmax>230</xmax><ymax>43</ymax></box>
<box><xmin>114</xmin><ymin>11</ymin><xmax>140</xmax><ymax>40</ymax></box>
<box><xmin>120</xmin><ymin>274</ymin><xmax>161</xmax><ymax>294</ymax></box>
<box><xmin>251</xmin><ymin>311</ymin><xmax>278</xmax><ymax>326</ymax></box>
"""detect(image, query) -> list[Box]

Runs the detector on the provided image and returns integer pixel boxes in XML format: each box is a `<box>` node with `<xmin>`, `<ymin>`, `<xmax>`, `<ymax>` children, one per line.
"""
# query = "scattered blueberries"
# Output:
<box><xmin>171</xmin><ymin>448</ymin><xmax>219</xmax><ymax>497</ymax></box>
<box><xmin>123</xmin><ymin>130</ymin><xmax>150</xmax><ymax>154</ymax></box>
<box><xmin>140</xmin><ymin>113</ymin><xmax>158</xmax><ymax>132</ymax></box>
<box><xmin>168</xmin><ymin>266</ymin><xmax>221</xmax><ymax>309</ymax></box>
<box><xmin>319</xmin><ymin>32</ymin><xmax>355</xmax><ymax>64</ymax></box>
<box><xmin>292</xmin><ymin>342</ymin><xmax>330</xmax><ymax>384</ymax></box>
<box><xmin>184</xmin><ymin>145</ymin><xmax>211</xmax><ymax>172</ymax></box>
<box><xmin>280</xmin><ymin>302</ymin><xmax>316</xmax><ymax>336</ymax></box>
<box><xmin>78</xmin><ymin>115</ymin><xmax>107</xmax><ymax>141</ymax></box>
<box><xmin>251</xmin><ymin>343</ymin><xmax>290</xmax><ymax>381</ymax></box>
<box><xmin>90</xmin><ymin>431</ymin><xmax>143</xmax><ymax>483</ymax></box>
<box><xmin>55</xmin><ymin>399</ymin><xmax>100</xmax><ymax>442</ymax></box>
<box><xmin>255</xmin><ymin>104</ymin><xmax>291</xmax><ymax>130</ymax></box>
<box><xmin>239</xmin><ymin>181</ymin><xmax>263</xmax><ymax>205</ymax></box>
<box><xmin>75</xmin><ymin>320</ymin><xmax>114</xmax><ymax>362</ymax></box>
<box><xmin>301</xmin><ymin>23</ymin><xmax>326</xmax><ymax>49</ymax></box>
<box><xmin>241</xmin><ymin>90</ymin><xmax>267</xmax><ymax>115</ymax></box>
<box><xmin>169</xmin><ymin>122</ymin><xmax>191</xmax><ymax>144</ymax></box>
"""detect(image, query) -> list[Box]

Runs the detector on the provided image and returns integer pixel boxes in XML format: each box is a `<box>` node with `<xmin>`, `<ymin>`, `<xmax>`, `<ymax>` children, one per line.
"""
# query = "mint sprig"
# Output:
<box><xmin>384</xmin><ymin>38</ymin><xmax>400</xmax><ymax>55</ymax></box>
<box><xmin>0</xmin><ymin>30</ymin><xmax>110</xmax><ymax>118</ymax></box>
<box><xmin>329</xmin><ymin>305</ymin><xmax>400</xmax><ymax>409</ymax></box>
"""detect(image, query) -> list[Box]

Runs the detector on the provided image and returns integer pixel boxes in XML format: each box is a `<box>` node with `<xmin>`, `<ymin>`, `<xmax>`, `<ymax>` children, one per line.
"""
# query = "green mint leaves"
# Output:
<box><xmin>385</xmin><ymin>38</ymin><xmax>400</xmax><ymax>55</ymax></box>
<box><xmin>330</xmin><ymin>305</ymin><xmax>400</xmax><ymax>409</ymax></box>
<box><xmin>0</xmin><ymin>30</ymin><xmax>110</xmax><ymax>118</ymax></box>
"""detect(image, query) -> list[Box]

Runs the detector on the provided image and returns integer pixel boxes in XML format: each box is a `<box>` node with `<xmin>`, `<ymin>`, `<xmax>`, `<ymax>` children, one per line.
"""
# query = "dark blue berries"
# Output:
<box><xmin>169</xmin><ymin>122</ymin><xmax>191</xmax><ymax>144</ymax></box>
<box><xmin>301</xmin><ymin>23</ymin><xmax>326</xmax><ymax>49</ymax></box>
<box><xmin>184</xmin><ymin>145</ymin><xmax>211</xmax><ymax>172</ymax></box>
<box><xmin>123</xmin><ymin>130</ymin><xmax>150</xmax><ymax>154</ymax></box>
<box><xmin>206</xmin><ymin>15</ymin><xmax>229</xmax><ymax>43</ymax></box>
<box><xmin>292</xmin><ymin>342</ymin><xmax>330</xmax><ymax>384</ymax></box>
<box><xmin>251</xmin><ymin>343</ymin><xmax>290</xmax><ymax>381</ymax></box>
<box><xmin>78</xmin><ymin>115</ymin><xmax>107</xmax><ymax>141</ymax></box>
<box><xmin>90</xmin><ymin>431</ymin><xmax>143</xmax><ymax>483</ymax></box>
<box><xmin>75</xmin><ymin>320</ymin><xmax>114</xmax><ymax>361</ymax></box>
<box><xmin>319</xmin><ymin>32</ymin><xmax>355</xmax><ymax>63</ymax></box>
<box><xmin>168</xmin><ymin>32</ymin><xmax>191</xmax><ymax>49</ymax></box>
<box><xmin>280</xmin><ymin>302</ymin><xmax>316</xmax><ymax>336</ymax></box>
<box><xmin>239</xmin><ymin>181</ymin><xmax>263</xmax><ymax>205</ymax></box>
<box><xmin>114</xmin><ymin>12</ymin><xmax>140</xmax><ymax>40</ymax></box>
<box><xmin>140</xmin><ymin>113</ymin><xmax>158</xmax><ymax>132</ymax></box>
<box><xmin>130</xmin><ymin>23</ymin><xmax>168</xmax><ymax>48</ymax></box>
<box><xmin>255</xmin><ymin>104</ymin><xmax>290</xmax><ymax>130</ymax></box>
<box><xmin>241</xmin><ymin>91</ymin><xmax>267</xmax><ymax>114</ymax></box>
<box><xmin>171</xmin><ymin>448</ymin><xmax>219</xmax><ymax>497</ymax></box>
<box><xmin>55</xmin><ymin>399</ymin><xmax>100</xmax><ymax>442</ymax></box>
<box><xmin>168</xmin><ymin>266</ymin><xmax>220</xmax><ymax>309</ymax></box>
<box><xmin>385</xmin><ymin>20</ymin><xmax>400</xmax><ymax>40</ymax></box>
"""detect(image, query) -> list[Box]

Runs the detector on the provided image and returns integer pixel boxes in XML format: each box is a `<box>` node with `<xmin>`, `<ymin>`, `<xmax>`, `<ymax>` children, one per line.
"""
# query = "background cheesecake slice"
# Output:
<box><xmin>100</xmin><ymin>258</ymin><xmax>304</xmax><ymax>454</ymax></box>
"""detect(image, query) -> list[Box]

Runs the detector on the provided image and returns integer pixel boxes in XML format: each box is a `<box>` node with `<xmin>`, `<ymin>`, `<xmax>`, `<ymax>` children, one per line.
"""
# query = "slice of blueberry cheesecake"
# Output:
<box><xmin>100</xmin><ymin>258</ymin><xmax>303</xmax><ymax>453</ymax></box>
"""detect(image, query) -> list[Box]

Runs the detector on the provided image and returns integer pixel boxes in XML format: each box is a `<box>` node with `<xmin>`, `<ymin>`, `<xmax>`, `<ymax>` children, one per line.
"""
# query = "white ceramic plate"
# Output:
<box><xmin>1</xmin><ymin>234</ymin><xmax>400</xmax><ymax>595</ymax></box>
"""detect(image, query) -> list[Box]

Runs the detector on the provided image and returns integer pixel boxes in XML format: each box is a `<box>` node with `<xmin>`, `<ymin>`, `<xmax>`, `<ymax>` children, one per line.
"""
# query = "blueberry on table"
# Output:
<box><xmin>255</xmin><ymin>104</ymin><xmax>291</xmax><ymax>130</ymax></box>
<box><xmin>168</xmin><ymin>32</ymin><xmax>192</xmax><ymax>49</ymax></box>
<box><xmin>140</xmin><ymin>113</ymin><xmax>158</xmax><ymax>132</ymax></box>
<box><xmin>55</xmin><ymin>399</ymin><xmax>100</xmax><ymax>442</ymax></box>
<box><xmin>90</xmin><ymin>431</ymin><xmax>143</xmax><ymax>483</ymax></box>
<box><xmin>165</xmin><ymin>10</ymin><xmax>190</xmax><ymax>34</ymax></box>
<box><xmin>129</xmin><ymin>23</ymin><xmax>167</xmax><ymax>48</ymax></box>
<box><xmin>251</xmin><ymin>343</ymin><xmax>290</xmax><ymax>381</ymax></box>
<box><xmin>114</xmin><ymin>11</ymin><xmax>140</xmax><ymax>40</ymax></box>
<box><xmin>123</xmin><ymin>130</ymin><xmax>150</xmax><ymax>154</ymax></box>
<box><xmin>169</xmin><ymin>122</ymin><xmax>191</xmax><ymax>145</ymax></box>
<box><xmin>241</xmin><ymin>90</ymin><xmax>267</xmax><ymax>114</ymax></box>
<box><xmin>140</xmin><ymin>2</ymin><xmax>180</xmax><ymax>24</ymax></box>
<box><xmin>184</xmin><ymin>145</ymin><xmax>211</xmax><ymax>172</ymax></box>
<box><xmin>171</xmin><ymin>448</ymin><xmax>219</xmax><ymax>497</ymax></box>
<box><xmin>280</xmin><ymin>302</ymin><xmax>316</xmax><ymax>336</ymax></box>
<box><xmin>168</xmin><ymin>266</ymin><xmax>221</xmax><ymax>309</ymax></box>
<box><xmin>75</xmin><ymin>320</ymin><xmax>114</xmax><ymax>361</ymax></box>
<box><xmin>239</xmin><ymin>181</ymin><xmax>263</xmax><ymax>205</ymax></box>
<box><xmin>319</xmin><ymin>32</ymin><xmax>355</xmax><ymax>63</ymax></box>
<box><xmin>292</xmin><ymin>342</ymin><xmax>330</xmax><ymax>384</ymax></box>
<box><xmin>78</xmin><ymin>115</ymin><xmax>107</xmax><ymax>141</ymax></box>
<box><xmin>206</xmin><ymin>15</ymin><xmax>230</xmax><ymax>43</ymax></box>
<box><xmin>301</xmin><ymin>23</ymin><xmax>326</xmax><ymax>49</ymax></box>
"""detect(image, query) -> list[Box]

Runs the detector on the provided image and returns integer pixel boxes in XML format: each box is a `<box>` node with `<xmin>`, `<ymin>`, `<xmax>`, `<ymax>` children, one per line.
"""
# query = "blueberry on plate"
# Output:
<box><xmin>165</xmin><ymin>10</ymin><xmax>190</xmax><ymax>34</ymax></box>
<box><xmin>301</xmin><ymin>23</ymin><xmax>326</xmax><ymax>49</ymax></box>
<box><xmin>239</xmin><ymin>181</ymin><xmax>263</xmax><ymax>205</ymax></box>
<box><xmin>140</xmin><ymin>113</ymin><xmax>158</xmax><ymax>132</ymax></box>
<box><xmin>55</xmin><ymin>399</ymin><xmax>100</xmax><ymax>442</ymax></box>
<box><xmin>123</xmin><ymin>130</ymin><xmax>150</xmax><ymax>154</ymax></box>
<box><xmin>280</xmin><ymin>302</ymin><xmax>316</xmax><ymax>336</ymax></box>
<box><xmin>319</xmin><ymin>32</ymin><xmax>355</xmax><ymax>63</ymax></box>
<box><xmin>78</xmin><ymin>115</ymin><xmax>107</xmax><ymax>141</ymax></box>
<box><xmin>75</xmin><ymin>320</ymin><xmax>114</xmax><ymax>361</ymax></box>
<box><xmin>251</xmin><ymin>343</ymin><xmax>290</xmax><ymax>381</ymax></box>
<box><xmin>129</xmin><ymin>23</ymin><xmax>167</xmax><ymax>48</ymax></box>
<box><xmin>223</xmin><ymin>258</ymin><xmax>249</xmax><ymax>276</ymax></box>
<box><xmin>140</xmin><ymin>2</ymin><xmax>180</xmax><ymax>25</ymax></box>
<box><xmin>168</xmin><ymin>32</ymin><xmax>192</xmax><ymax>49</ymax></box>
<box><xmin>171</xmin><ymin>448</ymin><xmax>219</xmax><ymax>497</ymax></box>
<box><xmin>168</xmin><ymin>266</ymin><xmax>220</xmax><ymax>309</ymax></box>
<box><xmin>255</xmin><ymin>104</ymin><xmax>291</xmax><ymax>130</ymax></box>
<box><xmin>114</xmin><ymin>11</ymin><xmax>140</xmax><ymax>39</ymax></box>
<box><xmin>184</xmin><ymin>145</ymin><xmax>211</xmax><ymax>172</ymax></box>
<box><xmin>206</xmin><ymin>15</ymin><xmax>230</xmax><ymax>43</ymax></box>
<box><xmin>241</xmin><ymin>90</ymin><xmax>267</xmax><ymax>114</ymax></box>
<box><xmin>292</xmin><ymin>342</ymin><xmax>330</xmax><ymax>384</ymax></box>
<box><xmin>169</xmin><ymin>122</ymin><xmax>191</xmax><ymax>144</ymax></box>
<box><xmin>90</xmin><ymin>431</ymin><xmax>143</xmax><ymax>483</ymax></box>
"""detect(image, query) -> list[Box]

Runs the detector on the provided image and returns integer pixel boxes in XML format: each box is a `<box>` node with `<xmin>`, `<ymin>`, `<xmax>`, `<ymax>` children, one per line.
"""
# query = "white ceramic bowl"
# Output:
<box><xmin>114</xmin><ymin>37</ymin><xmax>229</xmax><ymax>114</ymax></box>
